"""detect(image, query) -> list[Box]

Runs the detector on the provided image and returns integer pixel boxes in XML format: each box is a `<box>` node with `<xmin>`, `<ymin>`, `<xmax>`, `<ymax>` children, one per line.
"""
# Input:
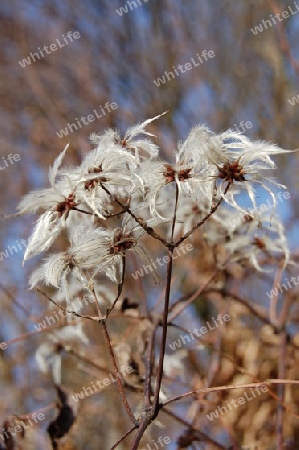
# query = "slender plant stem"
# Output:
<box><xmin>132</xmin><ymin>415</ymin><xmax>153</xmax><ymax>450</ymax></box>
<box><xmin>131</xmin><ymin>250</ymin><xmax>174</xmax><ymax>449</ymax></box>
<box><xmin>144</xmin><ymin>324</ymin><xmax>157</xmax><ymax>407</ymax></box>
<box><xmin>152</xmin><ymin>249</ymin><xmax>173</xmax><ymax>413</ymax></box>
<box><xmin>101</xmin><ymin>321</ymin><xmax>138</xmax><ymax>426</ymax></box>
<box><xmin>161</xmin><ymin>379</ymin><xmax>299</xmax><ymax>408</ymax></box>
<box><xmin>72</xmin><ymin>207</ymin><xmax>94</xmax><ymax>215</ymax></box>
<box><xmin>106</xmin><ymin>255</ymin><xmax>126</xmax><ymax>318</ymax></box>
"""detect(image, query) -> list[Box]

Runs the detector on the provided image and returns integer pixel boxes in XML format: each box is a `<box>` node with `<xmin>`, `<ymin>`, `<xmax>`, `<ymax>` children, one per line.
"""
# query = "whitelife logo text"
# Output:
<box><xmin>250</xmin><ymin>1</ymin><xmax>299</xmax><ymax>35</ymax></box>
<box><xmin>0</xmin><ymin>412</ymin><xmax>45</xmax><ymax>442</ymax></box>
<box><xmin>153</xmin><ymin>50</ymin><xmax>215</xmax><ymax>87</ymax></box>
<box><xmin>56</xmin><ymin>102</ymin><xmax>118</xmax><ymax>138</ymax></box>
<box><xmin>169</xmin><ymin>314</ymin><xmax>231</xmax><ymax>351</ymax></box>
<box><xmin>131</xmin><ymin>243</ymin><xmax>193</xmax><ymax>280</ymax></box>
<box><xmin>206</xmin><ymin>385</ymin><xmax>269</xmax><ymax>421</ymax></box>
<box><xmin>71</xmin><ymin>366</ymin><xmax>133</xmax><ymax>402</ymax></box>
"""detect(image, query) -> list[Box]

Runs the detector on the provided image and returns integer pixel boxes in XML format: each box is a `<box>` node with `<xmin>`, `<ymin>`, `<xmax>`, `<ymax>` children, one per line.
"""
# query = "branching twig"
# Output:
<box><xmin>174</xmin><ymin>183</ymin><xmax>231</xmax><ymax>247</ymax></box>
<box><xmin>100</xmin><ymin>182</ymin><xmax>168</xmax><ymax>247</ymax></box>
<box><xmin>161</xmin><ymin>379</ymin><xmax>299</xmax><ymax>410</ymax></box>
<box><xmin>36</xmin><ymin>287</ymin><xmax>101</xmax><ymax>322</ymax></box>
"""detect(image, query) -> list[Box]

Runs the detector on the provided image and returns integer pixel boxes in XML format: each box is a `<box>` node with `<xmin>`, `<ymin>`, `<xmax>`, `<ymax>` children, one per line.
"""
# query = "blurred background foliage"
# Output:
<box><xmin>1</xmin><ymin>0</ymin><xmax>299</xmax><ymax>449</ymax></box>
